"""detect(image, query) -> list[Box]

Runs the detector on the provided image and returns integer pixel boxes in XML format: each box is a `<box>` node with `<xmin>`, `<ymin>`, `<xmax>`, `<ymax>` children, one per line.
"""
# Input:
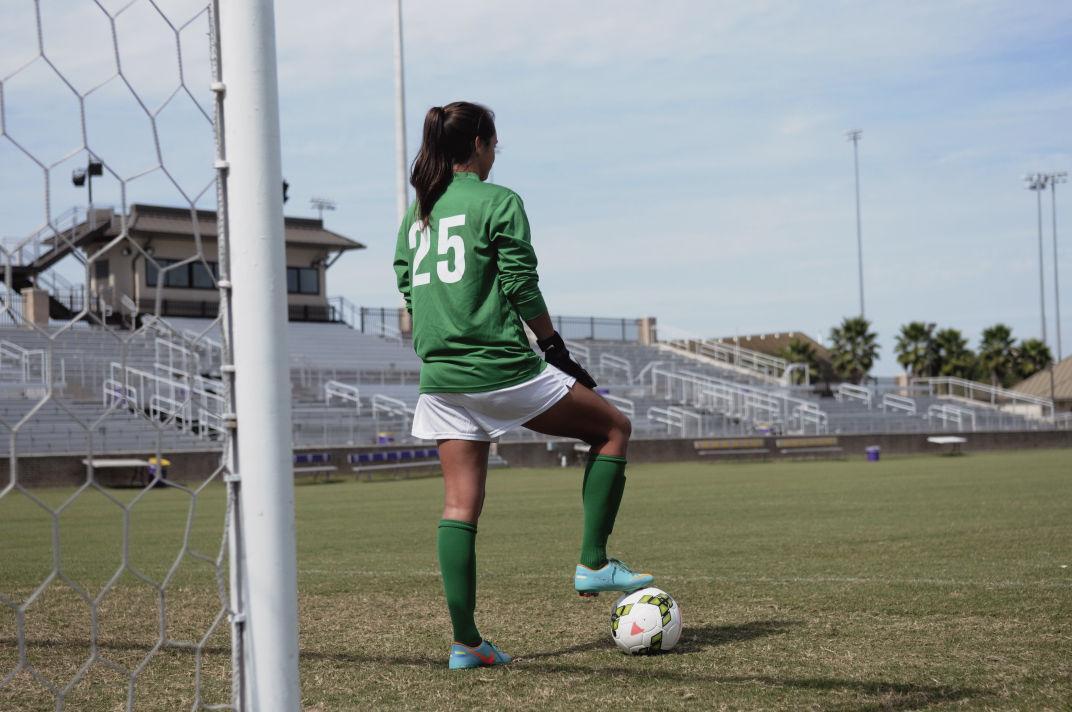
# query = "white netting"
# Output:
<box><xmin>0</xmin><ymin>1</ymin><xmax>238</xmax><ymax>708</ymax></box>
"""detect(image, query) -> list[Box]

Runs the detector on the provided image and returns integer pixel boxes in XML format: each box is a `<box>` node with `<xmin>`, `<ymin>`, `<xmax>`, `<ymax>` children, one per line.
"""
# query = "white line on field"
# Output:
<box><xmin>298</xmin><ymin>569</ymin><xmax>1071</xmax><ymax>589</ymax></box>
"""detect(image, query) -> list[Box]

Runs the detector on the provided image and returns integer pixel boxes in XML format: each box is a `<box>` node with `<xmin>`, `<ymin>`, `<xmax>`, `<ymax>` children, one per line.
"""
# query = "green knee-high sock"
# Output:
<box><xmin>579</xmin><ymin>454</ymin><xmax>627</xmax><ymax>569</ymax></box>
<box><xmin>437</xmin><ymin>519</ymin><xmax>481</xmax><ymax>647</ymax></box>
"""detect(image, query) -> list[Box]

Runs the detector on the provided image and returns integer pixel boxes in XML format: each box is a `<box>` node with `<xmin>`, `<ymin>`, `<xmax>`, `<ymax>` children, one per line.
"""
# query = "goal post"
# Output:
<box><xmin>216</xmin><ymin>0</ymin><xmax>302</xmax><ymax>709</ymax></box>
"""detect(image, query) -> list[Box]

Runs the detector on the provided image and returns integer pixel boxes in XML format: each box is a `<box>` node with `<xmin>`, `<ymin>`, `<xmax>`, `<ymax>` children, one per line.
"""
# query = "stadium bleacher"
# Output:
<box><xmin>0</xmin><ymin>316</ymin><xmax>1055</xmax><ymax>456</ymax></box>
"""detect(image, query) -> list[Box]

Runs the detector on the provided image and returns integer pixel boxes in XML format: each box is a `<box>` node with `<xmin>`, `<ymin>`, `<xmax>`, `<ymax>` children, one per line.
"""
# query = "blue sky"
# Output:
<box><xmin>2</xmin><ymin>1</ymin><xmax>1070</xmax><ymax>374</ymax></box>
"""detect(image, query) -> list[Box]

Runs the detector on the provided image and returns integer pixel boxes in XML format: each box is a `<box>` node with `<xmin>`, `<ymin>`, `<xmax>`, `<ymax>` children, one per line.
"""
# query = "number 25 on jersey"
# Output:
<box><xmin>409</xmin><ymin>214</ymin><xmax>466</xmax><ymax>286</ymax></box>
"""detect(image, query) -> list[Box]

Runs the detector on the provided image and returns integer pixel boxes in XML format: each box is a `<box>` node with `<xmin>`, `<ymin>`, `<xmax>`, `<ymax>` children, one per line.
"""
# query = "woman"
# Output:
<box><xmin>394</xmin><ymin>101</ymin><xmax>653</xmax><ymax>670</ymax></box>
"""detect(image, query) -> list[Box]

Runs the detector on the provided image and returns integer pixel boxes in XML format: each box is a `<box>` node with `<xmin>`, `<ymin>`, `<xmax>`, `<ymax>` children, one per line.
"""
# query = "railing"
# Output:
<box><xmin>563</xmin><ymin>339</ymin><xmax>590</xmax><ymax>363</ymax></box>
<box><xmin>551</xmin><ymin>315</ymin><xmax>641</xmax><ymax>342</ymax></box>
<box><xmin>634</xmin><ymin>360</ymin><xmax>664</xmax><ymax>385</ymax></box>
<box><xmin>598</xmin><ymin>353</ymin><xmax>633</xmax><ymax>383</ymax></box>
<box><xmin>646</xmin><ymin>405</ymin><xmax>702</xmax><ymax>437</ymax></box>
<box><xmin>834</xmin><ymin>383</ymin><xmax>873</xmax><ymax>408</ymax></box>
<box><xmin>1</xmin><ymin>206</ymin><xmax>111</xmax><ymax>270</ymax></box>
<box><xmin>881</xmin><ymin>393</ymin><xmax>917</xmax><ymax>415</ymax></box>
<box><xmin>324</xmin><ymin>380</ymin><xmax>360</xmax><ymax>412</ymax></box>
<box><xmin>602</xmin><ymin>394</ymin><xmax>635</xmax><ymax>418</ymax></box>
<box><xmin>661</xmin><ymin>336</ymin><xmax>790</xmax><ymax>383</ymax></box>
<box><xmin>327</xmin><ymin>295</ymin><xmax>361</xmax><ymax>330</ymax></box>
<box><xmin>794</xmin><ymin>403</ymin><xmax>828</xmax><ymax>433</ymax></box>
<box><xmin>0</xmin><ymin>340</ymin><xmax>46</xmax><ymax>384</ymax></box>
<box><xmin>926</xmin><ymin>403</ymin><xmax>976</xmax><ymax>432</ymax></box>
<box><xmin>183</xmin><ymin>329</ymin><xmax>224</xmax><ymax>372</ymax></box>
<box><xmin>155</xmin><ymin>337</ymin><xmax>201</xmax><ymax>379</ymax></box>
<box><xmin>651</xmin><ymin>367</ymin><xmax>827</xmax><ymax>435</ymax></box>
<box><xmin>371</xmin><ymin>393</ymin><xmax>413</xmax><ymax>417</ymax></box>
<box><xmin>105</xmin><ymin>361</ymin><xmax>226</xmax><ymax>439</ymax></box>
<box><xmin>912</xmin><ymin>376</ymin><xmax>1054</xmax><ymax>420</ymax></box>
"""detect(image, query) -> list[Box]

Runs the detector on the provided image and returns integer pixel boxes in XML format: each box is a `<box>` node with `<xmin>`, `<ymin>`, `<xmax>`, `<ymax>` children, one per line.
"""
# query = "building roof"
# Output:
<box><xmin>1011</xmin><ymin>356</ymin><xmax>1072</xmax><ymax>403</ymax></box>
<box><xmin>713</xmin><ymin>331</ymin><xmax>831</xmax><ymax>361</ymax></box>
<box><xmin>102</xmin><ymin>203</ymin><xmax>364</xmax><ymax>251</ymax></box>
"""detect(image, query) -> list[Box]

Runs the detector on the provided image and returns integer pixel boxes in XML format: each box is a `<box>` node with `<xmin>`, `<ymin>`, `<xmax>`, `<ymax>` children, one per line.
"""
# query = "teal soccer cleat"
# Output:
<box><xmin>448</xmin><ymin>640</ymin><xmax>513</xmax><ymax>670</ymax></box>
<box><xmin>574</xmin><ymin>558</ymin><xmax>654</xmax><ymax>597</ymax></box>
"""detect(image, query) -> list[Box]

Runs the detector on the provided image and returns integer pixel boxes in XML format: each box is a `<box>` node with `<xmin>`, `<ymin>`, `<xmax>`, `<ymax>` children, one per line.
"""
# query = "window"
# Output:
<box><xmin>94</xmin><ymin>260</ymin><xmax>109</xmax><ymax>280</ymax></box>
<box><xmin>146</xmin><ymin>259</ymin><xmax>218</xmax><ymax>290</ymax></box>
<box><xmin>299</xmin><ymin>267</ymin><xmax>319</xmax><ymax>295</ymax></box>
<box><xmin>286</xmin><ymin>267</ymin><xmax>319</xmax><ymax>295</ymax></box>
<box><xmin>191</xmin><ymin>261</ymin><xmax>217</xmax><ymax>289</ymax></box>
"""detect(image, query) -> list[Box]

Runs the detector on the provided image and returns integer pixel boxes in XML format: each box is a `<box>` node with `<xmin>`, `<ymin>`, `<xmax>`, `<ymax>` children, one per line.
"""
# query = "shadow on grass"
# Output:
<box><xmin>521</xmin><ymin>662</ymin><xmax>981</xmax><ymax>709</ymax></box>
<box><xmin>0</xmin><ymin>634</ymin><xmax>986</xmax><ymax>708</ymax></box>
<box><xmin>523</xmin><ymin>619</ymin><xmax>799</xmax><ymax>660</ymax></box>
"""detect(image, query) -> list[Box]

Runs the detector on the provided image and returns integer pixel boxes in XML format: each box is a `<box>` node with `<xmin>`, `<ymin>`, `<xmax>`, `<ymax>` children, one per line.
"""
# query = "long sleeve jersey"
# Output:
<box><xmin>393</xmin><ymin>171</ymin><xmax>548</xmax><ymax>393</ymax></box>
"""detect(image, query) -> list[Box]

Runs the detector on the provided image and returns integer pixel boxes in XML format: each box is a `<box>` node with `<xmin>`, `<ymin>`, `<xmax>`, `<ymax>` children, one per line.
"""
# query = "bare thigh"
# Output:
<box><xmin>523</xmin><ymin>384</ymin><xmax>632</xmax><ymax>457</ymax></box>
<box><xmin>438</xmin><ymin>439</ymin><xmax>491</xmax><ymax>525</ymax></box>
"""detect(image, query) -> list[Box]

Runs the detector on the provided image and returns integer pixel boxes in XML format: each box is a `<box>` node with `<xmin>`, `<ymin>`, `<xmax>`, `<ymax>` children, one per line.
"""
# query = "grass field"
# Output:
<box><xmin>2</xmin><ymin>449</ymin><xmax>1070</xmax><ymax>710</ymax></box>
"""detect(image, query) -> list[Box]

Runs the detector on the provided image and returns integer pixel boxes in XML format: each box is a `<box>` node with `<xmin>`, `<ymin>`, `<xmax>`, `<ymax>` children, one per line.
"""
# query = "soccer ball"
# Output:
<box><xmin>611</xmin><ymin>587</ymin><xmax>682</xmax><ymax>654</ymax></box>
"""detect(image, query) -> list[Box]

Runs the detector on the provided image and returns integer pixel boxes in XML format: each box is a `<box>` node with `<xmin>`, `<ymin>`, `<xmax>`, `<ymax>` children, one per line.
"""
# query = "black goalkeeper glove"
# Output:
<box><xmin>537</xmin><ymin>331</ymin><xmax>598</xmax><ymax>389</ymax></box>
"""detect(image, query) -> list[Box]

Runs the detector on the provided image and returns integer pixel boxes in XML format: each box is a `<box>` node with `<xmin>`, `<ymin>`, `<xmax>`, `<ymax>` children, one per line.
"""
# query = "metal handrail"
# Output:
<box><xmin>371</xmin><ymin>393</ymin><xmax>413</xmax><ymax>417</ymax></box>
<box><xmin>602</xmin><ymin>394</ymin><xmax>635</xmax><ymax>418</ymax></box>
<box><xmin>881</xmin><ymin>393</ymin><xmax>916</xmax><ymax>415</ymax></box>
<box><xmin>598</xmin><ymin>353</ymin><xmax>633</xmax><ymax>383</ymax></box>
<box><xmin>325</xmin><ymin>380</ymin><xmax>360</xmax><ymax>412</ymax></box>
<box><xmin>926</xmin><ymin>403</ymin><xmax>977</xmax><ymax>432</ymax></box>
<box><xmin>646</xmin><ymin>405</ymin><xmax>702</xmax><ymax>437</ymax></box>
<box><xmin>913</xmin><ymin>376</ymin><xmax>1053</xmax><ymax>419</ymax></box>
<box><xmin>563</xmin><ymin>339</ymin><xmax>590</xmax><ymax>362</ymax></box>
<box><xmin>650</xmin><ymin>367</ymin><xmax>827</xmax><ymax>435</ymax></box>
<box><xmin>661</xmin><ymin>336</ymin><xmax>789</xmax><ymax>382</ymax></box>
<box><xmin>834</xmin><ymin>383</ymin><xmax>873</xmax><ymax>408</ymax></box>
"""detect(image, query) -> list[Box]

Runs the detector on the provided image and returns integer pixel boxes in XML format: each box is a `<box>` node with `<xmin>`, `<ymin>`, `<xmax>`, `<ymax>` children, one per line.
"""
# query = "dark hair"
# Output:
<box><xmin>410</xmin><ymin>101</ymin><xmax>496</xmax><ymax>223</ymax></box>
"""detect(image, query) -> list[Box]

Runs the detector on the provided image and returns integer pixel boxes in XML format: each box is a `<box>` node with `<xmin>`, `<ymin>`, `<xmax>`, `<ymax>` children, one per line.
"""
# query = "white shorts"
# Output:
<box><xmin>411</xmin><ymin>365</ymin><xmax>576</xmax><ymax>442</ymax></box>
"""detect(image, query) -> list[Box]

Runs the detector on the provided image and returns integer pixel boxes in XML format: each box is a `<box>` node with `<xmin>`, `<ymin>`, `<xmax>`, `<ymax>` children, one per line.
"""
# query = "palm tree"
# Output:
<box><xmin>933</xmin><ymin>328</ymin><xmax>976</xmax><ymax>379</ymax></box>
<box><xmin>978</xmin><ymin>324</ymin><xmax>1017</xmax><ymax>388</ymax></box>
<box><xmin>829</xmin><ymin>317</ymin><xmax>879</xmax><ymax>384</ymax></box>
<box><xmin>894</xmin><ymin>322</ymin><xmax>937</xmax><ymax>380</ymax></box>
<box><xmin>1015</xmin><ymin>338</ymin><xmax>1054</xmax><ymax>380</ymax></box>
<box><xmin>780</xmin><ymin>338</ymin><xmax>822</xmax><ymax>386</ymax></box>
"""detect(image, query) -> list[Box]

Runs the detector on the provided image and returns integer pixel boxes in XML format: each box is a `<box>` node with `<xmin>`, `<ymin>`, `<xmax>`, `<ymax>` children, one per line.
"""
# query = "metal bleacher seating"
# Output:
<box><xmin>0</xmin><ymin>317</ymin><xmax>1052</xmax><ymax>456</ymax></box>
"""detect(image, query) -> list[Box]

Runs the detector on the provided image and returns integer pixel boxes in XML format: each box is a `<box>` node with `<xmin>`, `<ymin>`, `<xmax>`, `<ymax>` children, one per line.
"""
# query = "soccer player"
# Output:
<box><xmin>394</xmin><ymin>101</ymin><xmax>654</xmax><ymax>669</ymax></box>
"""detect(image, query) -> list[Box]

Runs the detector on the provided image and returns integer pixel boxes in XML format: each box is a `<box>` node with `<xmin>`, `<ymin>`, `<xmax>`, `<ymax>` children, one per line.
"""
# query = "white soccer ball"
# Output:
<box><xmin>611</xmin><ymin>587</ymin><xmax>682</xmax><ymax>654</ymax></box>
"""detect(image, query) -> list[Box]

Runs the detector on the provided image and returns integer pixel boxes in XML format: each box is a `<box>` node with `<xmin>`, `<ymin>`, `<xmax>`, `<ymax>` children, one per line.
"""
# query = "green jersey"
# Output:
<box><xmin>393</xmin><ymin>172</ymin><xmax>548</xmax><ymax>393</ymax></box>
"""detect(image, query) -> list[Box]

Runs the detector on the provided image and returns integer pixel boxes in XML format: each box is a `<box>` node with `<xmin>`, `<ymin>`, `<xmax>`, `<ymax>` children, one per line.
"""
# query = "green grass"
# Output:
<box><xmin>2</xmin><ymin>450</ymin><xmax>1071</xmax><ymax>710</ymax></box>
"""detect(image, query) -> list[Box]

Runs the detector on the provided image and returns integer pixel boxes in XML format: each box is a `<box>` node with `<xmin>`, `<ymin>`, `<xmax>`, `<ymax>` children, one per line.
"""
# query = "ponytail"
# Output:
<box><xmin>410</xmin><ymin>101</ymin><xmax>495</xmax><ymax>224</ymax></box>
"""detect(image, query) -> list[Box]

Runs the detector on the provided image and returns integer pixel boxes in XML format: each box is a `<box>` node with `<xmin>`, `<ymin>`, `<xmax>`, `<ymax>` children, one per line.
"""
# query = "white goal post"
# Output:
<box><xmin>217</xmin><ymin>0</ymin><xmax>302</xmax><ymax>709</ymax></box>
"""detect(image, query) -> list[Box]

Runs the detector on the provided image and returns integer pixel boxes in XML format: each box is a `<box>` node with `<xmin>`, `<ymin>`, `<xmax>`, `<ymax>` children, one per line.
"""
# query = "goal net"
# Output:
<box><xmin>0</xmin><ymin>1</ymin><xmax>298</xmax><ymax>709</ymax></box>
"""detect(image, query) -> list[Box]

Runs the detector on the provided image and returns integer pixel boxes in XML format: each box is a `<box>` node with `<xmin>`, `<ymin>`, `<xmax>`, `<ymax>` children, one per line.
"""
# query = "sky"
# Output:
<box><xmin>1</xmin><ymin>1</ymin><xmax>1070</xmax><ymax>375</ymax></box>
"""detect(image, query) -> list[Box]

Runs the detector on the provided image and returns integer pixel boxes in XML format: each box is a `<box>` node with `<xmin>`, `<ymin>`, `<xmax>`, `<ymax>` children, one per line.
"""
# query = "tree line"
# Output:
<box><xmin>780</xmin><ymin>317</ymin><xmax>1054</xmax><ymax>387</ymax></box>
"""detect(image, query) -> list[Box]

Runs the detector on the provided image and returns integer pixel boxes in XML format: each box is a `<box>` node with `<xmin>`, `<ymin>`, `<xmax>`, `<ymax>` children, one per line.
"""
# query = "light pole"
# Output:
<box><xmin>1026</xmin><ymin>172</ymin><xmax>1055</xmax><ymax>406</ymax></box>
<box><xmin>1048</xmin><ymin>171</ymin><xmax>1067</xmax><ymax>361</ymax></box>
<box><xmin>71</xmin><ymin>156</ymin><xmax>103</xmax><ymax>206</ymax></box>
<box><xmin>846</xmin><ymin>129</ymin><xmax>864</xmax><ymax>318</ymax></box>
<box><xmin>1025</xmin><ymin>174</ymin><xmax>1049</xmax><ymax>343</ymax></box>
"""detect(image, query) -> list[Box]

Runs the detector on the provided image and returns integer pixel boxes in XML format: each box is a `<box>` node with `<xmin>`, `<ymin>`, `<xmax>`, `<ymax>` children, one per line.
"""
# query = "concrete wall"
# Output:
<box><xmin>9</xmin><ymin>429</ymin><xmax>1070</xmax><ymax>488</ymax></box>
